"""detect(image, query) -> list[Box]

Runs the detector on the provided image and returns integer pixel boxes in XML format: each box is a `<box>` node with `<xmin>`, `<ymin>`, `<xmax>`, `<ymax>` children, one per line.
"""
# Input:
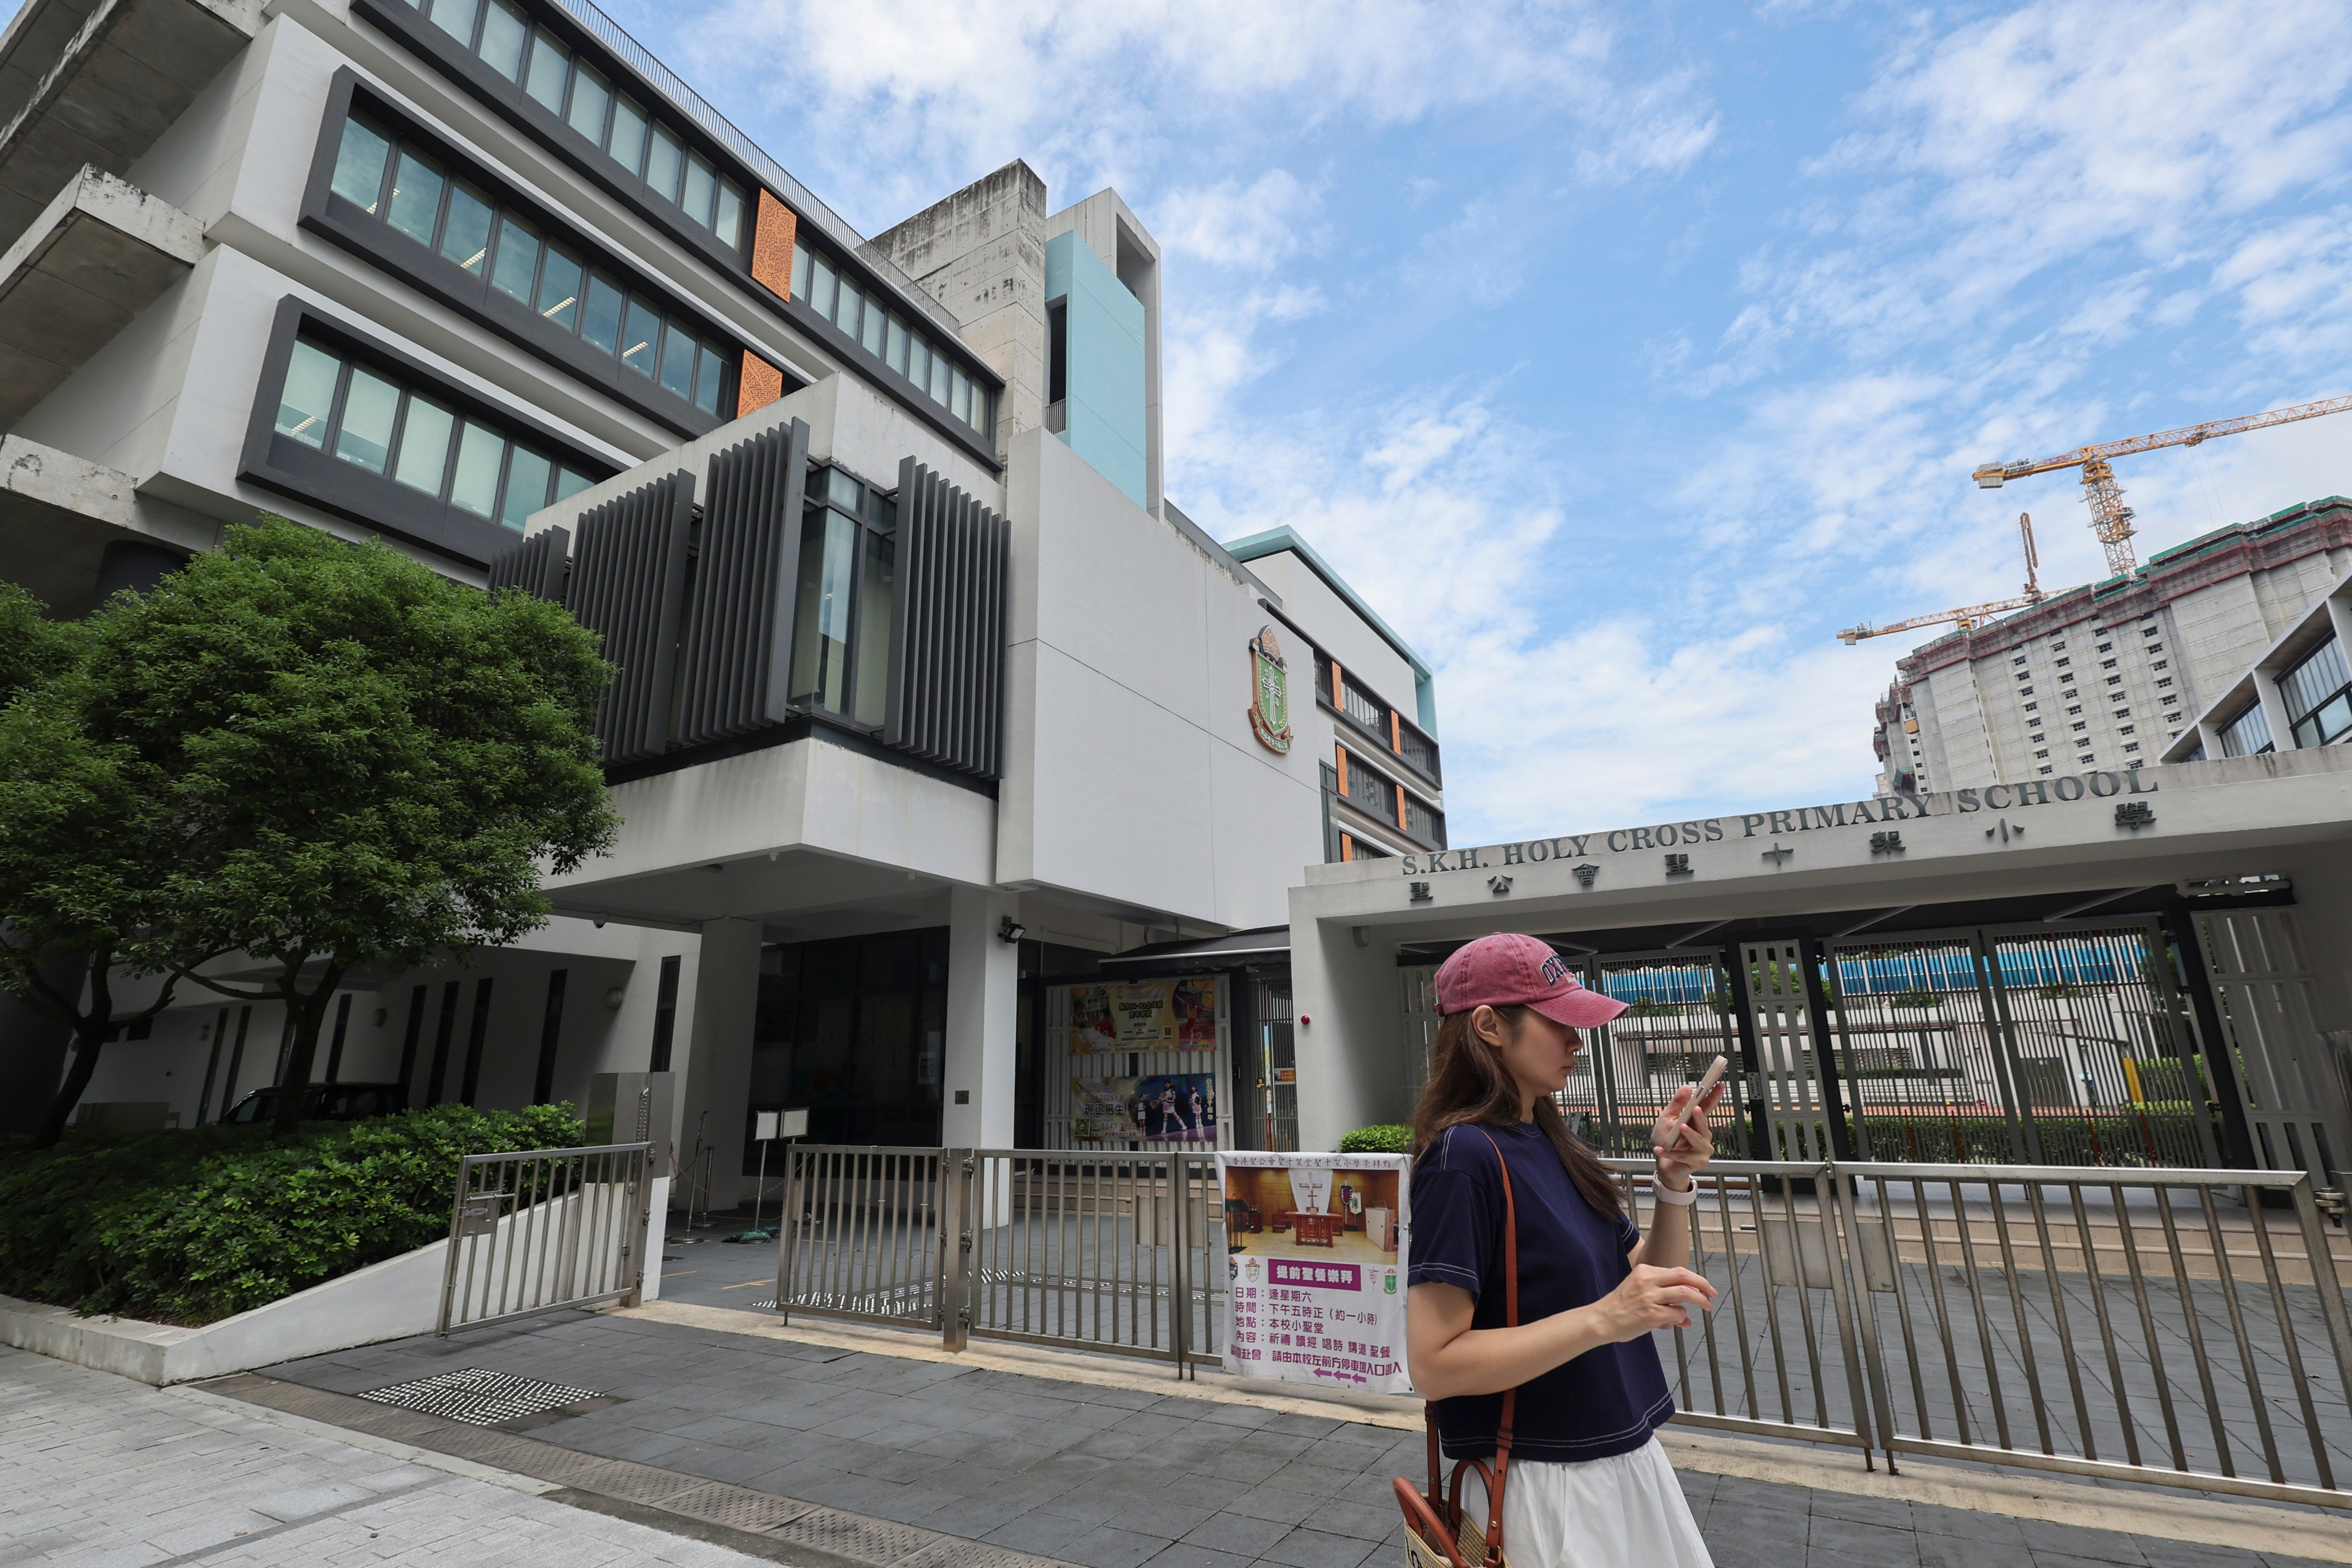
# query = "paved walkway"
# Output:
<box><xmin>254</xmin><ymin>1301</ymin><xmax>2351</xmax><ymax>1568</ymax></box>
<box><xmin>0</xmin><ymin>1345</ymin><xmax>765</xmax><ymax>1568</ymax></box>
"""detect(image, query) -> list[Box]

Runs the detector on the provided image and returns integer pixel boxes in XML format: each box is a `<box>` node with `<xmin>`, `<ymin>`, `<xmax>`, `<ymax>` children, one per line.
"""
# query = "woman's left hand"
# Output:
<box><xmin>1650</xmin><ymin>1079</ymin><xmax>1727</xmax><ymax>1190</ymax></box>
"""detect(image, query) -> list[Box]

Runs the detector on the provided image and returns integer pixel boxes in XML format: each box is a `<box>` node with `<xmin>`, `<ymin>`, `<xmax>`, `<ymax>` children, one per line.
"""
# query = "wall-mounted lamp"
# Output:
<box><xmin>997</xmin><ymin>916</ymin><xmax>1026</xmax><ymax>945</ymax></box>
<box><xmin>372</xmin><ymin>1008</ymin><xmax>388</xmax><ymax>1028</ymax></box>
<box><xmin>605</xmin><ymin>986</ymin><xmax>627</xmax><ymax>1010</ymax></box>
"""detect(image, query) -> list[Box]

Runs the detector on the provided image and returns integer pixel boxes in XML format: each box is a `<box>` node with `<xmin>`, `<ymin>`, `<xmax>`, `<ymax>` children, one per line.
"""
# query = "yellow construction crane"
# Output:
<box><xmin>1972</xmin><ymin>393</ymin><xmax>2352</xmax><ymax>576</ymax></box>
<box><xmin>1838</xmin><ymin>513</ymin><xmax>2042</xmax><ymax>644</ymax></box>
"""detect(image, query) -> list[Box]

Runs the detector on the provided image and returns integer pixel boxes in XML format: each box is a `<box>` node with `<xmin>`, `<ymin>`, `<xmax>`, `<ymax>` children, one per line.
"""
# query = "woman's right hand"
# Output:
<box><xmin>1594</xmin><ymin>1264</ymin><xmax>1718</xmax><ymax>1338</ymax></box>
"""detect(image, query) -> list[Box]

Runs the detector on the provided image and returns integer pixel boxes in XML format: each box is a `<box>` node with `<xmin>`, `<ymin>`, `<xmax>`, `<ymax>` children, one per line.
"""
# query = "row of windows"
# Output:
<box><xmin>1336</xmin><ymin>746</ymin><xmax>1445</xmax><ymax>847</ymax></box>
<box><xmin>2220</xmin><ymin>702</ymin><xmax>2275</xmax><ymax>758</ymax></box>
<box><xmin>276</xmin><ymin>335</ymin><xmax>596</xmax><ymax>530</ymax></box>
<box><xmin>789</xmin><ymin>245</ymin><xmax>992</xmax><ymax>438</ymax></box>
<box><xmin>2282</xmin><ymin>635</ymin><xmax>2352</xmax><ymax>750</ymax></box>
<box><xmin>329</xmin><ymin>114</ymin><xmax>736</xmax><ymax>416</ymax></box>
<box><xmin>395</xmin><ymin>0</ymin><xmax>746</xmax><ymax>249</ymax></box>
<box><xmin>1315</xmin><ymin>651</ymin><xmax>1442</xmax><ymax>785</ymax></box>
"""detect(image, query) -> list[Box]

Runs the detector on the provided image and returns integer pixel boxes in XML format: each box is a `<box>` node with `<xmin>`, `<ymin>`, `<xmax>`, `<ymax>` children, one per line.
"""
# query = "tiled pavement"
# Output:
<box><xmin>258</xmin><ymin>1307</ymin><xmax>2350</xmax><ymax>1568</ymax></box>
<box><xmin>0</xmin><ymin>1343</ymin><xmax>768</xmax><ymax>1567</ymax></box>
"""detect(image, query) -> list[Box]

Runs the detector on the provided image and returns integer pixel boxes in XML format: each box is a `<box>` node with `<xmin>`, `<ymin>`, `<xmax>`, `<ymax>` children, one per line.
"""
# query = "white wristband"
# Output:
<box><xmin>1650</xmin><ymin>1181</ymin><xmax>1698</xmax><ymax>1207</ymax></box>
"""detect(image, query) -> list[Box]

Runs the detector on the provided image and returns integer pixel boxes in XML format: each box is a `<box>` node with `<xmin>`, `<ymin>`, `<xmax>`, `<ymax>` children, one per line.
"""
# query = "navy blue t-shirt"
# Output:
<box><xmin>1408</xmin><ymin>1120</ymin><xmax>1674</xmax><ymax>1462</ymax></box>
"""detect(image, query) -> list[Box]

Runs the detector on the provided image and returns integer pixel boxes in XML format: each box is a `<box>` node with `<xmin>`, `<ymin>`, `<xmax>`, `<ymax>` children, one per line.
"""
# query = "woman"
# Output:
<box><xmin>1406</xmin><ymin>932</ymin><xmax>1724</xmax><ymax>1568</ymax></box>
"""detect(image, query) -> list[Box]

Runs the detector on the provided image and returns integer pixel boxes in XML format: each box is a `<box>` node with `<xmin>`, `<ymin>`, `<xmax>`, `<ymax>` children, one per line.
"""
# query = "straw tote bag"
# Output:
<box><xmin>1392</xmin><ymin>1128</ymin><xmax>1520</xmax><ymax>1568</ymax></box>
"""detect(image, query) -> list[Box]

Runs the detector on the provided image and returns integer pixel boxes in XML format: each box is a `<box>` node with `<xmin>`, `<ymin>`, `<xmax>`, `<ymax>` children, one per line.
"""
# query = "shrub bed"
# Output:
<box><xmin>0</xmin><ymin>1103</ymin><xmax>583</xmax><ymax>1325</ymax></box>
<box><xmin>1339</xmin><ymin>1123</ymin><xmax>1412</xmax><ymax>1154</ymax></box>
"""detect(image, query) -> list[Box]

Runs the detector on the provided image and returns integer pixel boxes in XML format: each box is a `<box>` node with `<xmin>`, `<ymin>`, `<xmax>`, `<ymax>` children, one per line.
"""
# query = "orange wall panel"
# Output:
<box><xmin>737</xmin><ymin>352</ymin><xmax>785</xmax><ymax>417</ymax></box>
<box><xmin>750</xmin><ymin>189</ymin><xmax>797</xmax><ymax>302</ymax></box>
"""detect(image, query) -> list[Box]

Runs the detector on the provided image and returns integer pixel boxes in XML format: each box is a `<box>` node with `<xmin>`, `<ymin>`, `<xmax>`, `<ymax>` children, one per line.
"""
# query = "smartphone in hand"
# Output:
<box><xmin>1675</xmin><ymin>1055</ymin><xmax>1728</xmax><ymax>1131</ymax></box>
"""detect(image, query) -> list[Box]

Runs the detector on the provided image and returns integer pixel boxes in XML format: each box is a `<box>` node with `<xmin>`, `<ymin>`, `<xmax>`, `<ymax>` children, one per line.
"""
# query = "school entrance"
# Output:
<box><xmin>1399</xmin><ymin>898</ymin><xmax>2350</xmax><ymax>1187</ymax></box>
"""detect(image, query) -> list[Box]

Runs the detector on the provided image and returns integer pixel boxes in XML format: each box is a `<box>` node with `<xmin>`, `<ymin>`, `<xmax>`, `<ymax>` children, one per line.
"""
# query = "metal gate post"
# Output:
<box><xmin>1798</xmin><ymin>940</ymin><xmax>1860</xmax><ymax>1162</ymax></box>
<box><xmin>1721</xmin><ymin>951</ymin><xmax>1771</xmax><ymax>1160</ymax></box>
<box><xmin>436</xmin><ymin>1154</ymin><xmax>472</xmax><ymax>1337</ymax></box>
<box><xmin>774</xmin><ymin>1143</ymin><xmax>802</xmax><ymax>1325</ymax></box>
<box><xmin>1969</xmin><ymin>928</ymin><xmax>2038</xmax><ymax>1163</ymax></box>
<box><xmin>1171</xmin><ymin>1152</ymin><xmax>1192</xmax><ymax>1378</ymax></box>
<box><xmin>940</xmin><ymin>1149</ymin><xmax>974</xmax><ymax>1351</ymax></box>
<box><xmin>2166</xmin><ymin>898</ymin><xmax>2261</xmax><ymax>1168</ymax></box>
<box><xmin>1826</xmin><ymin>1163</ymin><xmax>1902</xmax><ymax>1470</ymax></box>
<box><xmin>620</xmin><ymin>1146</ymin><xmax>648</xmax><ymax>1307</ymax></box>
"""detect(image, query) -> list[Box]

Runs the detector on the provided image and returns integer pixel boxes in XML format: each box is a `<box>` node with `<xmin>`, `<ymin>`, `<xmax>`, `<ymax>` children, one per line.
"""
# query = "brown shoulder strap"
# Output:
<box><xmin>1472</xmin><ymin>1129</ymin><xmax>1518</xmax><ymax>1567</ymax></box>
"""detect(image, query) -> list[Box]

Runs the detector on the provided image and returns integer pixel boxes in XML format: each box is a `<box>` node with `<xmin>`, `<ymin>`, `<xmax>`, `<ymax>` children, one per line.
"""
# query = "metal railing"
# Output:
<box><xmin>775</xmin><ymin>1145</ymin><xmax>1224</xmax><ymax>1369</ymax></box>
<box><xmin>774</xmin><ymin>1146</ymin><xmax>948</xmax><ymax>1330</ymax></box>
<box><xmin>766</xmin><ymin>1143</ymin><xmax>2352</xmax><ymax>1504</ymax></box>
<box><xmin>1610</xmin><ymin>1157</ymin><xmax>2352</xmax><ymax>1506</ymax></box>
<box><xmin>438</xmin><ymin>1142</ymin><xmax>652</xmax><ymax>1335</ymax></box>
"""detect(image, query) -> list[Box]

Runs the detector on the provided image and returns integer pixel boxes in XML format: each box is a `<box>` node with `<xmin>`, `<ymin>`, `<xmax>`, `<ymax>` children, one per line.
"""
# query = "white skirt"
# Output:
<box><xmin>1457</xmin><ymin>1436</ymin><xmax>1712</xmax><ymax>1568</ymax></box>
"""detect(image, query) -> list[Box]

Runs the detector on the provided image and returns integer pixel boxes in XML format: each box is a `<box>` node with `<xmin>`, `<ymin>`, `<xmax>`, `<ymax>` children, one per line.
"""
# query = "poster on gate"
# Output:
<box><xmin>1217</xmin><ymin>1151</ymin><xmax>1411</xmax><ymax>1395</ymax></box>
<box><xmin>1068</xmin><ymin>980</ymin><xmax>1218</xmax><ymax>1052</ymax></box>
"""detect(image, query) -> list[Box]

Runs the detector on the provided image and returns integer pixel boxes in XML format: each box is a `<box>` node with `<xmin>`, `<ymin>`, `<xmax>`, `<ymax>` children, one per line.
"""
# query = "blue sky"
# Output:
<box><xmin>354</xmin><ymin>2</ymin><xmax>2352</xmax><ymax>840</ymax></box>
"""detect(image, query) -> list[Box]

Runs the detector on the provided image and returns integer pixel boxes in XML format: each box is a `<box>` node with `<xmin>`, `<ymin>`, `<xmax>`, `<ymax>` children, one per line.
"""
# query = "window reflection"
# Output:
<box><xmin>275</xmin><ymin>334</ymin><xmax>597</xmax><ymax>532</ymax></box>
<box><xmin>789</xmin><ymin>467</ymin><xmax>898</xmax><ymax>729</ymax></box>
<box><xmin>327</xmin><ymin>112</ymin><xmax>735</xmax><ymax>417</ymax></box>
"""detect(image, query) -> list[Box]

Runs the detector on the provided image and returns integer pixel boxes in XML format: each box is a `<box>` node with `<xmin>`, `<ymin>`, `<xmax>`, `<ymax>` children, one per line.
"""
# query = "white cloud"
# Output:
<box><xmin>670</xmin><ymin>0</ymin><xmax>1717</xmax><ymax>231</ymax></box>
<box><xmin>1153</xmin><ymin>171</ymin><xmax>1321</xmax><ymax>272</ymax></box>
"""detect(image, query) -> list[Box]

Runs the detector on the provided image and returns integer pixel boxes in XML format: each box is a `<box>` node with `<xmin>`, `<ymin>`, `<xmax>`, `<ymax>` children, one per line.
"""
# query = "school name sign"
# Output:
<box><xmin>1397</xmin><ymin>767</ymin><xmax>2161</xmax><ymax>878</ymax></box>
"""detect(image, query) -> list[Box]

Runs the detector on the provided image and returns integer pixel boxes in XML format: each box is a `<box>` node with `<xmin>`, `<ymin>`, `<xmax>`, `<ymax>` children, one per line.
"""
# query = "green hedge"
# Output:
<box><xmin>1339</xmin><ymin>1123</ymin><xmax>1412</xmax><ymax>1154</ymax></box>
<box><xmin>0</xmin><ymin>1103</ymin><xmax>584</xmax><ymax>1325</ymax></box>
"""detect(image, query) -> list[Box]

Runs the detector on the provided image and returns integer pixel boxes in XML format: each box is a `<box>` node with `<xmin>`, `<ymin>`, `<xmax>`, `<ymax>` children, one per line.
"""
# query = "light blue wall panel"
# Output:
<box><xmin>1045</xmin><ymin>231</ymin><xmax>1146</xmax><ymax>508</ymax></box>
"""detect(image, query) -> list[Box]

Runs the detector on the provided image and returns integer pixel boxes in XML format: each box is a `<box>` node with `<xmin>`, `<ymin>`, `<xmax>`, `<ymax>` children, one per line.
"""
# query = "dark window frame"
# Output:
<box><xmin>785</xmin><ymin>463</ymin><xmax>897</xmax><ymax>730</ymax></box>
<box><xmin>241</xmin><ymin>296</ymin><xmax>616</xmax><ymax>569</ymax></box>
<box><xmin>350</xmin><ymin>0</ymin><xmax>1006</xmax><ymax>469</ymax></box>
<box><xmin>777</xmin><ymin>238</ymin><xmax>1001</xmax><ymax>466</ymax></box>
<box><xmin>1309</xmin><ymin>645</ymin><xmax>1442</xmax><ymax>790</ymax></box>
<box><xmin>302</xmin><ymin>69</ymin><xmax>752</xmax><ymax>438</ymax></box>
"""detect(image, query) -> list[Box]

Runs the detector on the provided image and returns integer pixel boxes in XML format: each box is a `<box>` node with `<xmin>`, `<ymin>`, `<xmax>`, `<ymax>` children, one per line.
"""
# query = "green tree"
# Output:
<box><xmin>0</xmin><ymin>580</ymin><xmax>76</xmax><ymax>704</ymax></box>
<box><xmin>80</xmin><ymin>520</ymin><xmax>617</xmax><ymax>1139</ymax></box>
<box><xmin>0</xmin><ymin>581</ymin><xmax>205</xmax><ymax>1148</ymax></box>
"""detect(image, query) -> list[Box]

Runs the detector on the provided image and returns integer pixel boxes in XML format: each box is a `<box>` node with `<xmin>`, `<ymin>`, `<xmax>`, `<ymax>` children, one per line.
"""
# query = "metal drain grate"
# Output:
<box><xmin>665</xmin><ymin>1482</ymin><xmax>817</xmax><ymax>1533</ymax></box>
<box><xmin>358</xmin><ymin>1368</ymin><xmax>603</xmax><ymax>1426</ymax></box>
<box><xmin>768</xmin><ymin>1508</ymin><xmax>934</xmax><ymax>1562</ymax></box>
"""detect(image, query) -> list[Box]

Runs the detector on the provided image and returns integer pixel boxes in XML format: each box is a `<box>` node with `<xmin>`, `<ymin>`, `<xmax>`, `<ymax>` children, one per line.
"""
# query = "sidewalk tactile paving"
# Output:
<box><xmin>360</xmin><ymin>1367</ymin><xmax>603</xmax><ymax>1425</ymax></box>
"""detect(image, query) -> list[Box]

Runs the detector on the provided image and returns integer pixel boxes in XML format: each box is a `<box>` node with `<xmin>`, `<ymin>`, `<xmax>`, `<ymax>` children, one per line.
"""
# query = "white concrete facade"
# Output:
<box><xmin>0</xmin><ymin>0</ymin><xmax>1442</xmax><ymax>1181</ymax></box>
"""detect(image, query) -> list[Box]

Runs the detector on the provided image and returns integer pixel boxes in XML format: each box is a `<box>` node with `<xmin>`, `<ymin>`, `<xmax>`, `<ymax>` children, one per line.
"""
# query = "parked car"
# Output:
<box><xmin>218</xmin><ymin>1082</ymin><xmax>407</xmax><ymax>1124</ymax></box>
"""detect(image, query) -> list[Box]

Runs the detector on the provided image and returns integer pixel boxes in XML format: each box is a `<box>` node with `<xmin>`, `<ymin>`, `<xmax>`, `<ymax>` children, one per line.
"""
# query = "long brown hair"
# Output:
<box><xmin>1411</xmin><ymin>1004</ymin><xmax>1623</xmax><ymax>1218</ymax></box>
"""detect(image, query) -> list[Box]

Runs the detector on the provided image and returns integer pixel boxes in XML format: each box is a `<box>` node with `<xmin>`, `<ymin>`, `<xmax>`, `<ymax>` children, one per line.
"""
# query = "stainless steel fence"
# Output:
<box><xmin>775</xmin><ymin>1146</ymin><xmax>948</xmax><ymax>1330</ymax></box>
<box><xmin>767</xmin><ymin>1142</ymin><xmax>2352</xmax><ymax>1503</ymax></box>
<box><xmin>1611</xmin><ymin>1157</ymin><xmax>2352</xmax><ymax>1505</ymax></box>
<box><xmin>438</xmin><ymin>1142</ymin><xmax>652</xmax><ymax>1335</ymax></box>
<box><xmin>775</xmin><ymin>1145</ymin><xmax>1224</xmax><ymax>1369</ymax></box>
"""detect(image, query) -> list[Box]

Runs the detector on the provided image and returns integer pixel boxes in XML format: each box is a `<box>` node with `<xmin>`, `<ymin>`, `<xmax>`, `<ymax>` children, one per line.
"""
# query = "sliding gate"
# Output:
<box><xmin>1816</xmin><ymin>920</ymin><xmax>2219</xmax><ymax>1169</ymax></box>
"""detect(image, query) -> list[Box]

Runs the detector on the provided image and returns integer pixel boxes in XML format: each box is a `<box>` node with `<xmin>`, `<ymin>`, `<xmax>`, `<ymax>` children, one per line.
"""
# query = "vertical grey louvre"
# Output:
<box><xmin>567</xmin><ymin>471</ymin><xmax>693</xmax><ymax>764</ymax></box>
<box><xmin>883</xmin><ymin>458</ymin><xmax>1009</xmax><ymax>779</ymax></box>
<box><xmin>485</xmin><ymin>525</ymin><xmax>570</xmax><ymax>602</ymax></box>
<box><xmin>675</xmin><ymin>419</ymin><xmax>810</xmax><ymax>746</ymax></box>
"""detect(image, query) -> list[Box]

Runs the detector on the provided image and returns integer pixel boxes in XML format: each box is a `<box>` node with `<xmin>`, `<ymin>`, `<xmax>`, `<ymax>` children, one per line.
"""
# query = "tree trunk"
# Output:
<box><xmin>267</xmin><ymin>963</ymin><xmax>345</xmax><ymax>1140</ymax></box>
<box><xmin>30</xmin><ymin>951</ymin><xmax>114</xmax><ymax>1150</ymax></box>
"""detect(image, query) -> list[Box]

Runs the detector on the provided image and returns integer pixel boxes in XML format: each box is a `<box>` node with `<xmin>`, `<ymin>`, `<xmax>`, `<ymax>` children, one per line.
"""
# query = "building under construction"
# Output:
<box><xmin>1874</xmin><ymin>497</ymin><xmax>2352</xmax><ymax>794</ymax></box>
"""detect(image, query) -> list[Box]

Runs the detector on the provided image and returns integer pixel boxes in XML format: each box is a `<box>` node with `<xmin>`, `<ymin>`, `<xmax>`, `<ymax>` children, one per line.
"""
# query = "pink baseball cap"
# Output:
<box><xmin>1435</xmin><ymin>933</ymin><xmax>1628</xmax><ymax>1029</ymax></box>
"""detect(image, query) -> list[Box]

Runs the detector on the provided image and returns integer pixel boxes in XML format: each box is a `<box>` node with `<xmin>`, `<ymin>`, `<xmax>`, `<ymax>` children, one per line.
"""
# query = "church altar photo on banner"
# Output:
<box><xmin>1217</xmin><ymin>1152</ymin><xmax>1411</xmax><ymax>1395</ymax></box>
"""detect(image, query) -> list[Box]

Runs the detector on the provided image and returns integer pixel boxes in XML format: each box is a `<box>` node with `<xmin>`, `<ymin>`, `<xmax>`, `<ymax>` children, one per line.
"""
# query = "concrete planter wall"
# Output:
<box><xmin>0</xmin><ymin>1175</ymin><xmax>667</xmax><ymax>1384</ymax></box>
<box><xmin>0</xmin><ymin>1229</ymin><xmax>452</xmax><ymax>1384</ymax></box>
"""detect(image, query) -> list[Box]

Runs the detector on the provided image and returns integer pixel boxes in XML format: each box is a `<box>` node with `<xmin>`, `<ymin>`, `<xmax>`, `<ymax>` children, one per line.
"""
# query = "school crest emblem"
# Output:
<box><xmin>1248</xmin><ymin>626</ymin><xmax>1293</xmax><ymax>755</ymax></box>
